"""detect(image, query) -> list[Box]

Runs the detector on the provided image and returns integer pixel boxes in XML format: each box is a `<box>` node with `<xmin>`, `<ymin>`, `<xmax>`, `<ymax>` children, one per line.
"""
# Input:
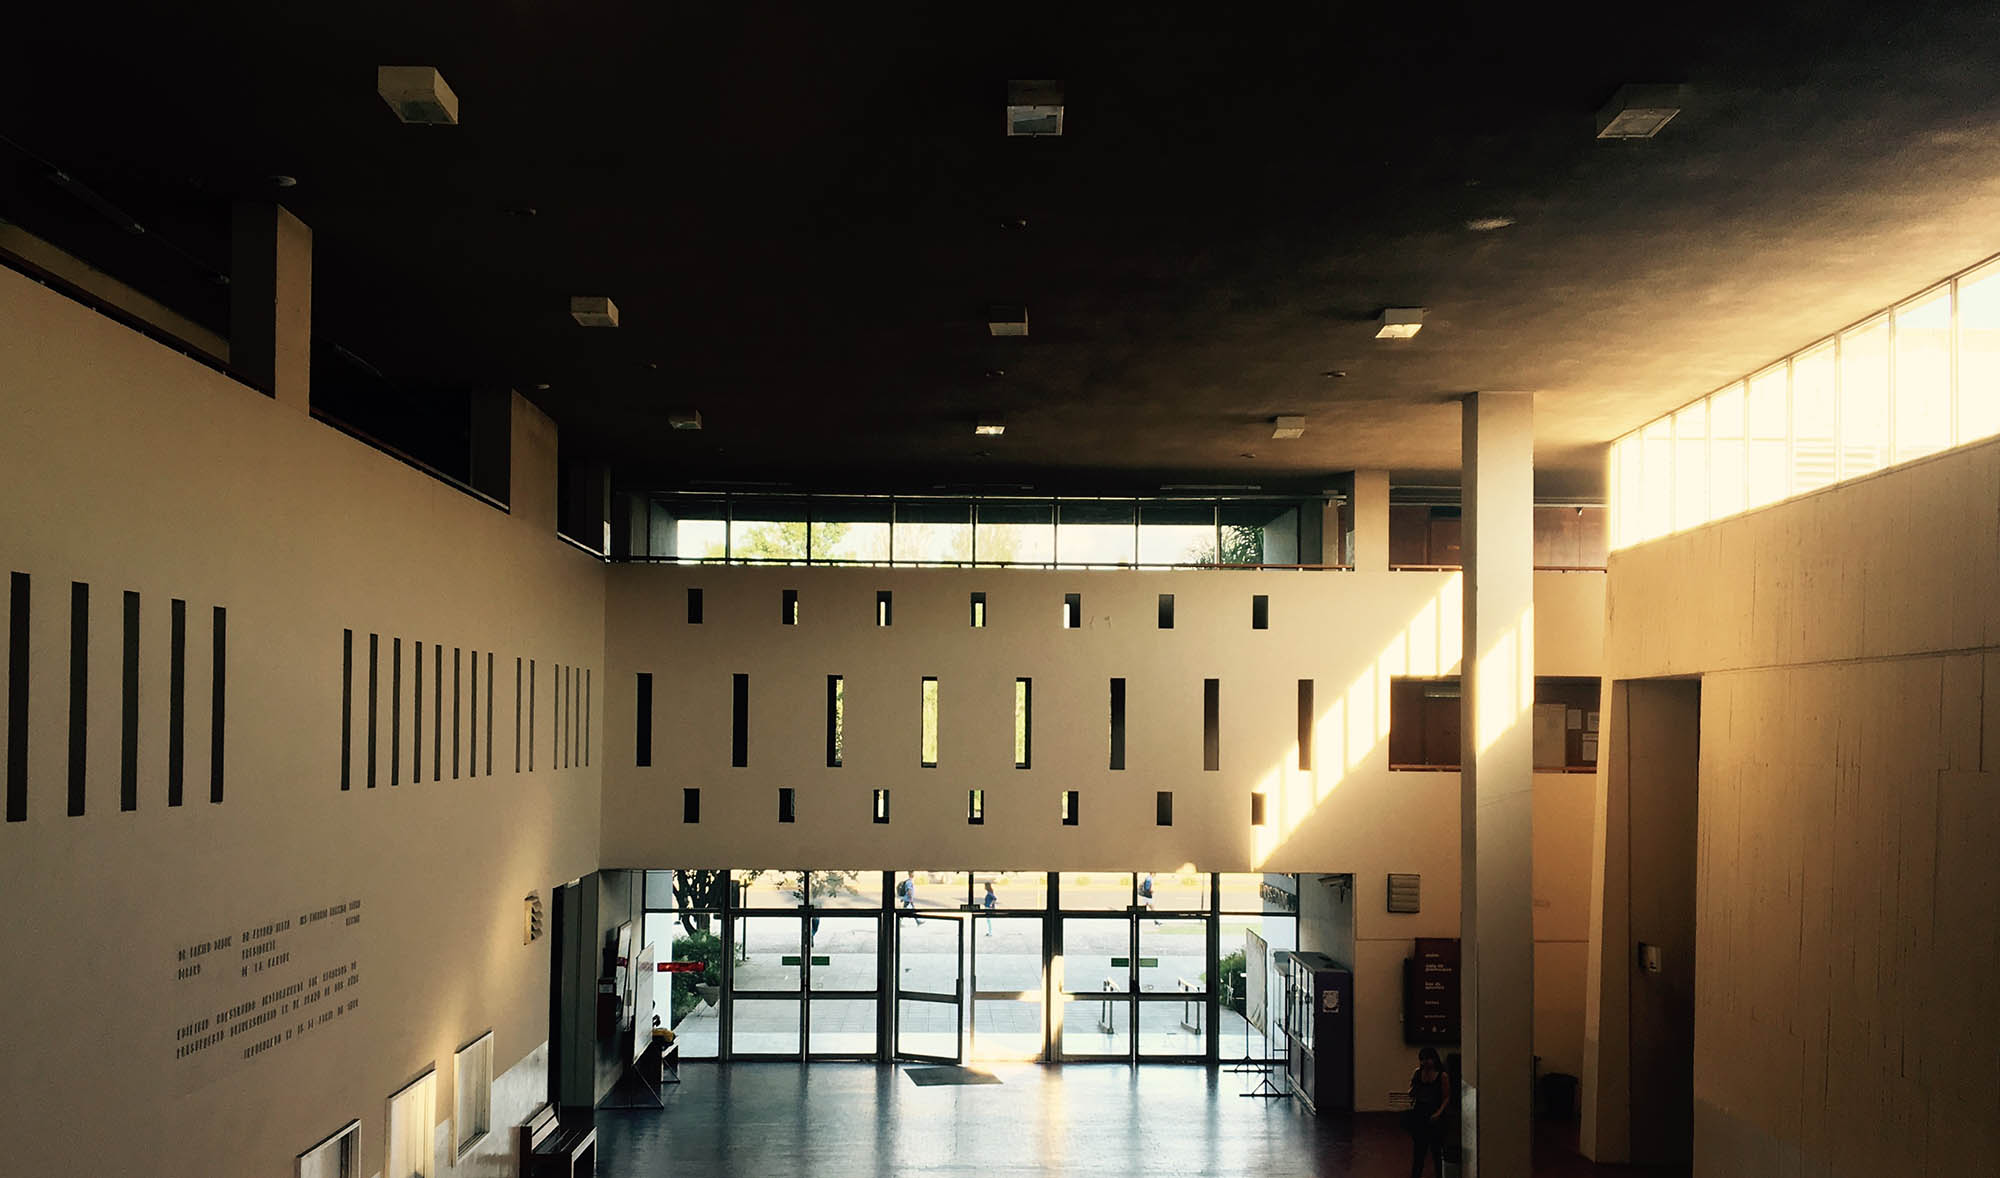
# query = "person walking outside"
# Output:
<box><xmin>898</xmin><ymin>872</ymin><xmax>922</xmax><ymax>922</ymax></box>
<box><xmin>1405</xmin><ymin>1046</ymin><xmax>1450</xmax><ymax>1178</ymax></box>
<box><xmin>1140</xmin><ymin>873</ymin><xmax>1157</xmax><ymax>924</ymax></box>
<box><xmin>981</xmin><ymin>881</ymin><xmax>997</xmax><ymax>935</ymax></box>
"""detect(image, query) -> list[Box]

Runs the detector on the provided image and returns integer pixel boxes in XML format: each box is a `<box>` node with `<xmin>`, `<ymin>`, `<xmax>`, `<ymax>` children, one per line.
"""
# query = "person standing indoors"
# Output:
<box><xmin>981</xmin><ymin>881</ymin><xmax>997</xmax><ymax>935</ymax></box>
<box><xmin>1405</xmin><ymin>1046</ymin><xmax>1450</xmax><ymax>1178</ymax></box>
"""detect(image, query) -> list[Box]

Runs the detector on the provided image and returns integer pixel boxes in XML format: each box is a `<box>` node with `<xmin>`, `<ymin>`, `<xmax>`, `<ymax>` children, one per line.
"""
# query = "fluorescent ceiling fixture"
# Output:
<box><xmin>974</xmin><ymin>420</ymin><xmax>1006</xmax><ymax>436</ymax></box>
<box><xmin>1271</xmin><ymin>415</ymin><xmax>1306</xmax><ymax>439</ymax></box>
<box><xmin>1006</xmin><ymin>80</ymin><xmax>1064</xmax><ymax>137</ymax></box>
<box><xmin>1595</xmin><ymin>84</ymin><xmax>1682</xmax><ymax>139</ymax></box>
<box><xmin>570</xmin><ymin>296</ymin><xmax>619</xmax><ymax>327</ymax></box>
<box><xmin>1465</xmin><ymin>216</ymin><xmax>1515</xmax><ymax>231</ymax></box>
<box><xmin>1375</xmin><ymin>308</ymin><xmax>1425</xmax><ymax>339</ymax></box>
<box><xmin>987</xmin><ymin>305</ymin><xmax>1029</xmax><ymax>336</ymax></box>
<box><xmin>668</xmin><ymin>409</ymin><xmax>703</xmax><ymax>431</ymax></box>
<box><xmin>377</xmin><ymin>66</ymin><xmax>460</xmax><ymax>125</ymax></box>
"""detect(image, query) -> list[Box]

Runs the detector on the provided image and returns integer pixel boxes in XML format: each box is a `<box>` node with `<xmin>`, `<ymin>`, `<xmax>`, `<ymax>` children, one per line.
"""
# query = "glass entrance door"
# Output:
<box><xmin>1059</xmin><ymin>916</ymin><xmax>1132</xmax><ymax>1059</ymax></box>
<box><xmin>894</xmin><ymin>912</ymin><xmax>963</xmax><ymax>1062</ymax></box>
<box><xmin>969</xmin><ymin>915</ymin><xmax>1044</xmax><ymax>1060</ymax></box>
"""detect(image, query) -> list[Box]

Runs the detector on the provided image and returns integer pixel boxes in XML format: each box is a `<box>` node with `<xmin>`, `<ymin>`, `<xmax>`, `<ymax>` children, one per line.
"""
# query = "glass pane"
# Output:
<box><xmin>1746</xmin><ymin>365</ymin><xmax>1789</xmax><ymax>509</ymax></box>
<box><xmin>1612</xmin><ymin>434</ymin><xmax>1641</xmax><ymax>551</ymax></box>
<box><xmin>649</xmin><ymin>496</ymin><xmax>728</xmax><ymax>561</ymax></box>
<box><xmin>731</xmin><ymin>998</ymin><xmax>800</xmax><ymax>1055</ymax></box>
<box><xmin>974</xmin><ymin>501</ymin><xmax>1055</xmax><ymax>565</ymax></box>
<box><xmin>1893</xmin><ymin>286</ymin><xmax>1952</xmax><ymax>463</ymax></box>
<box><xmin>732</xmin><ymin>916</ymin><xmax>803</xmax><ymax>991</ymax></box>
<box><xmin>1058</xmin><ymin>502</ymin><xmax>1137</xmax><ymax>566</ymax></box>
<box><xmin>1060</xmin><ymin>993</ymin><xmax>1129</xmax><ymax>1057</ymax></box>
<box><xmin>971</xmin><ymin>998</ymin><xmax>1043</xmax><ymax>1061</ymax></box>
<box><xmin>920</xmin><ymin>678</ymin><xmax>939</xmax><ymax>765</ymax></box>
<box><xmin>726</xmin><ymin>498</ymin><xmax>810</xmax><ymax>561</ymax></box>
<box><xmin>973</xmin><ymin>916</ymin><xmax>1044</xmax><ymax>991</ymax></box>
<box><xmin>1791</xmin><ymin>342</ymin><xmax>1839</xmax><ymax>494</ymax></box>
<box><xmin>1841</xmin><ymin>316</ymin><xmax>1891</xmax><ymax>478</ymax></box>
<box><xmin>1138</xmin><ymin>502</ymin><xmax>1217</xmax><ymax>565</ymax></box>
<box><xmin>808</xmin><ymin>915</ymin><xmax>878</xmax><ymax>991</ymax></box>
<box><xmin>897</xmin><ymin>914</ymin><xmax>963</xmax><ymax>997</ymax></box>
<box><xmin>1140</xmin><ymin>871</ymin><xmax>1207</xmax><ymax>913</ymax></box>
<box><xmin>1708</xmin><ymin>383</ymin><xmax>1746</xmax><ymax>520</ymax></box>
<box><xmin>976</xmin><ymin>870</ymin><xmax>1047</xmax><ymax>911</ymax></box>
<box><xmin>1061</xmin><ymin>917</ymin><xmax>1132</xmax><ymax>993</ymax></box>
<box><xmin>1138</xmin><ymin>919</ymin><xmax>1206</xmax><ymax>997</ymax></box>
<box><xmin>737</xmin><ymin>870</ymin><xmax>805</xmax><ymax>909</ymax></box>
<box><xmin>1960</xmin><ymin>261</ymin><xmax>2000</xmax><ymax>443</ymax></box>
<box><xmin>808</xmin><ymin>870</ymin><xmax>883</xmax><ymax>909</ymax></box>
<box><xmin>1137</xmin><ymin>998</ymin><xmax>1206</xmax><ymax>1057</ymax></box>
<box><xmin>811</xmin><ymin>499</ymin><xmax>892</xmax><ymax>562</ymax></box>
<box><xmin>1217</xmin><ymin>873</ymin><xmax>1300</xmax><ymax>913</ymax></box>
<box><xmin>897</xmin><ymin>998</ymin><xmax>960</xmax><ymax>1058</ymax></box>
<box><xmin>1671</xmin><ymin>401</ymin><xmax>1708</xmax><ymax>532</ymax></box>
<box><xmin>1219</xmin><ymin>503</ymin><xmax>1301</xmax><ymax>565</ymax></box>
<box><xmin>658</xmin><ymin>911</ymin><xmax>723</xmax><ymax>1057</ymax></box>
<box><xmin>1639</xmin><ymin>416</ymin><xmax>1674</xmax><ymax>540</ymax></box>
<box><xmin>1059</xmin><ymin>872</ymin><xmax>1133</xmax><ymax>910</ymax></box>
<box><xmin>897</xmin><ymin>870</ymin><xmax>969</xmax><ymax>911</ymax></box>
<box><xmin>807</xmin><ymin>997</ymin><xmax>878</xmax><ymax>1055</ymax></box>
<box><xmin>1217</xmin><ymin>911</ymin><xmax>1296</xmax><ymax>1061</ymax></box>
<box><xmin>893</xmin><ymin>500</ymin><xmax>973</xmax><ymax>564</ymax></box>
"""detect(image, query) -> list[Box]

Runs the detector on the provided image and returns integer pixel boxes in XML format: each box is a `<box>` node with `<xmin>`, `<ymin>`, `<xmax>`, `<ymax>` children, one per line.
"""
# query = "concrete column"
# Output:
<box><xmin>1353</xmin><ymin>469</ymin><xmax>1390</xmax><ymax>572</ymax></box>
<box><xmin>1458</xmin><ymin>393</ymin><xmax>1535</xmax><ymax>1178</ymax></box>
<box><xmin>612</xmin><ymin>492</ymin><xmax>650</xmax><ymax>559</ymax></box>
<box><xmin>228</xmin><ymin>202</ymin><xmax>311</xmax><ymax>411</ymax></box>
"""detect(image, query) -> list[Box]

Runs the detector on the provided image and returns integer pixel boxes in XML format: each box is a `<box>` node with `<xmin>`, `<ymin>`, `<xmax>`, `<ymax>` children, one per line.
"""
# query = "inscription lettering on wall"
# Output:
<box><xmin>170</xmin><ymin>895</ymin><xmax>364</xmax><ymax>1093</ymax></box>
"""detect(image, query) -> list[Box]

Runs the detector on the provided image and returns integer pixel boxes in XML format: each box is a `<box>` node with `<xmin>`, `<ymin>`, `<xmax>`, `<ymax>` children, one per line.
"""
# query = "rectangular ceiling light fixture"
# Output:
<box><xmin>377</xmin><ymin>66</ymin><xmax>460</xmax><ymax>125</ymax></box>
<box><xmin>570</xmin><ymin>296</ymin><xmax>619</xmax><ymax>327</ymax></box>
<box><xmin>974</xmin><ymin>419</ymin><xmax>1006</xmax><ymax>436</ymax></box>
<box><xmin>987</xmin><ymin>305</ymin><xmax>1029</xmax><ymax>337</ymax></box>
<box><xmin>1271</xmin><ymin>415</ymin><xmax>1306</xmax><ymax>439</ymax></box>
<box><xmin>1595</xmin><ymin>84</ymin><xmax>1683</xmax><ymax>139</ymax></box>
<box><xmin>1006</xmin><ymin>79</ymin><xmax>1065</xmax><ymax>137</ymax></box>
<box><xmin>668</xmin><ymin>409</ymin><xmax>703</xmax><ymax>431</ymax></box>
<box><xmin>1375</xmin><ymin>308</ymin><xmax>1424</xmax><ymax>339</ymax></box>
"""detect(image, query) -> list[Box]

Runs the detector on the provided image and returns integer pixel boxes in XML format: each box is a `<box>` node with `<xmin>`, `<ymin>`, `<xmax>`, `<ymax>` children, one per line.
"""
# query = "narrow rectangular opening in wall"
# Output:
<box><xmin>877</xmin><ymin>591</ymin><xmax>893</xmax><ymax>627</ymax></box>
<box><xmin>8</xmin><ymin>573</ymin><xmax>29</xmax><ymax>823</ymax></box>
<box><xmin>1252</xmin><ymin>594</ymin><xmax>1270</xmax><ymax>630</ymax></box>
<box><xmin>391</xmin><ymin>637</ymin><xmax>402</xmax><ymax>787</ymax></box>
<box><xmin>169</xmin><ymin>598</ymin><xmax>186</xmax><ymax>805</ymax></box>
<box><xmin>340</xmin><ymin>628</ymin><xmax>353</xmax><ymax>792</ymax></box>
<box><xmin>513</xmin><ymin>657</ymin><xmax>522</xmax><ymax>773</ymax></box>
<box><xmin>120</xmin><ymin>591</ymin><xmax>138</xmax><ymax>811</ymax></box>
<box><xmin>782</xmin><ymin>588</ymin><xmax>799</xmax><ymax>626</ymax></box>
<box><xmin>1533</xmin><ymin>676</ymin><xmax>1605</xmax><ymax>771</ymax></box>
<box><xmin>1062</xmin><ymin>593</ymin><xmax>1081</xmax><ymax>629</ymax></box>
<box><xmin>826</xmin><ymin>675</ymin><xmax>844</xmax><ymax>767</ymax></box>
<box><xmin>1156</xmin><ymin>791</ymin><xmax>1173</xmax><ymax>826</ymax></box>
<box><xmin>1250</xmin><ymin>792</ymin><xmax>1267</xmax><ymax>826</ymax></box>
<box><xmin>366</xmin><ymin>633</ymin><xmax>378</xmax><ymax>791</ymax></box>
<box><xmin>1298</xmin><ymin>679</ymin><xmax>1314</xmax><ymax>771</ymax></box>
<box><xmin>968</xmin><ymin>789</ymin><xmax>984</xmax><ymax>825</ymax></box>
<box><xmin>414</xmin><ymin>641</ymin><xmax>424</xmax><ymax>783</ymax></box>
<box><xmin>687</xmin><ymin>587</ymin><xmax>704</xmax><ymax>624</ymax></box>
<box><xmin>487</xmin><ymin>652</ymin><xmax>496</xmax><ymax>775</ymax></box>
<box><xmin>683</xmin><ymin>787</ymin><xmax>701</xmax><ymax>823</ymax></box>
<box><xmin>469</xmin><ymin>648</ymin><xmax>478</xmax><ymax>777</ymax></box>
<box><xmin>1060</xmin><ymin>790</ymin><xmax>1079</xmax><ymax>826</ymax></box>
<box><xmin>1158</xmin><ymin>594</ymin><xmax>1174</xmax><ymax>629</ymax></box>
<box><xmin>432</xmin><ymin>643</ymin><xmax>443</xmax><ymax>781</ymax></box>
<box><xmin>635</xmin><ymin>672</ymin><xmax>654</xmax><ymax>767</ymax></box>
<box><xmin>731</xmin><ymin>673</ymin><xmax>749</xmax><ymax>767</ymax></box>
<box><xmin>1015</xmin><ymin>678</ymin><xmax>1032</xmax><ymax>769</ymax></box>
<box><xmin>1202</xmin><ymin>678</ymin><xmax>1220</xmax><ymax>771</ymax></box>
<box><xmin>209</xmin><ymin>605</ymin><xmax>225</xmax><ymax>804</ymax></box>
<box><xmin>920</xmin><ymin>676</ymin><xmax>939</xmax><ymax>768</ymax></box>
<box><xmin>778</xmin><ymin>787</ymin><xmax>796</xmax><ymax>823</ymax></box>
<box><xmin>68</xmin><ymin>582</ymin><xmax>86</xmax><ymax>817</ymax></box>
<box><xmin>970</xmin><ymin>592</ymin><xmax>987</xmax><ymax>628</ymax></box>
<box><xmin>1109</xmin><ymin>678</ymin><xmax>1126</xmax><ymax>770</ymax></box>
<box><xmin>873</xmin><ymin>788</ymin><xmax>890</xmax><ymax>824</ymax></box>
<box><xmin>527</xmin><ymin>658</ymin><xmax>535</xmax><ymax>771</ymax></box>
<box><xmin>1388</xmin><ymin>678</ymin><xmax>1461</xmax><ymax>770</ymax></box>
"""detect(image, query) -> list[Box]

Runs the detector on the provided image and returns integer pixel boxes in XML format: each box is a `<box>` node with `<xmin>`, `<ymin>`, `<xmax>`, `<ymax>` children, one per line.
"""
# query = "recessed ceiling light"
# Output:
<box><xmin>974</xmin><ymin>419</ymin><xmax>1006</xmax><ymax>436</ymax></box>
<box><xmin>668</xmin><ymin>410</ymin><xmax>703</xmax><ymax>431</ymax></box>
<box><xmin>1375</xmin><ymin>308</ymin><xmax>1425</xmax><ymax>339</ymax></box>
<box><xmin>1005</xmin><ymin>80</ymin><xmax>1064</xmax><ymax>137</ymax></box>
<box><xmin>270</xmin><ymin>175</ymin><xmax>298</xmax><ymax>189</ymax></box>
<box><xmin>987</xmin><ymin>305</ymin><xmax>1028</xmax><ymax>337</ymax></box>
<box><xmin>1271</xmin><ymin>415</ymin><xmax>1306</xmax><ymax>440</ymax></box>
<box><xmin>1465</xmin><ymin>216</ymin><xmax>1514</xmax><ymax>231</ymax></box>
<box><xmin>532</xmin><ymin>382</ymin><xmax>552</xmax><ymax>391</ymax></box>
<box><xmin>570</xmin><ymin>296</ymin><xmax>619</xmax><ymax>327</ymax></box>
<box><xmin>377</xmin><ymin>66</ymin><xmax>460</xmax><ymax>125</ymax></box>
<box><xmin>1595</xmin><ymin>84</ymin><xmax>1682</xmax><ymax>139</ymax></box>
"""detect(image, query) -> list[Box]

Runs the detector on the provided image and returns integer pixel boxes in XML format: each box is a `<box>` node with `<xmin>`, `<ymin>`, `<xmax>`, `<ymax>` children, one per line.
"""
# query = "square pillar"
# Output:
<box><xmin>1459</xmin><ymin>392</ymin><xmax>1535</xmax><ymax>1178</ymax></box>
<box><xmin>229</xmin><ymin>202</ymin><xmax>311</xmax><ymax>411</ymax></box>
<box><xmin>1353</xmin><ymin>469</ymin><xmax>1390</xmax><ymax>572</ymax></box>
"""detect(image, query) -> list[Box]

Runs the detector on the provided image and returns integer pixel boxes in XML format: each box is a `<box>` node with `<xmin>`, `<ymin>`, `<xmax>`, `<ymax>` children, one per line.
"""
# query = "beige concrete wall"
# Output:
<box><xmin>0</xmin><ymin>266</ymin><xmax>604</xmax><ymax>1178</ymax></box>
<box><xmin>1589</xmin><ymin>435</ymin><xmax>2000</xmax><ymax>1174</ymax></box>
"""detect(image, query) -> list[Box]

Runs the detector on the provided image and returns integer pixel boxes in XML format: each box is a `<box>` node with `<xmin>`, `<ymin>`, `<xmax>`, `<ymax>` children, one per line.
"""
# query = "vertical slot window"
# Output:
<box><xmin>635</xmin><ymin>672</ymin><xmax>653</xmax><ymax>767</ymax></box>
<box><xmin>120</xmin><ymin>591</ymin><xmax>139</xmax><ymax>811</ymax></box>
<box><xmin>367</xmin><ymin>634</ymin><xmax>379</xmax><ymax>790</ymax></box>
<box><xmin>687</xmin><ymin>587</ymin><xmax>704</xmax><ymax>624</ymax></box>
<box><xmin>432</xmin><ymin>644</ymin><xmax>443</xmax><ymax>781</ymax></box>
<box><xmin>876</xmin><ymin>591</ymin><xmax>893</xmax><ymax>627</ymax></box>
<box><xmin>1202</xmin><ymin>678</ymin><xmax>1220</xmax><ymax>771</ymax></box>
<box><xmin>778</xmin><ymin>787</ymin><xmax>796</xmax><ymax>823</ymax></box>
<box><xmin>390</xmin><ymin>638</ymin><xmax>402</xmax><ymax>786</ymax></box>
<box><xmin>969</xmin><ymin>592</ymin><xmax>987</xmax><ymax>628</ymax></box>
<box><xmin>1061</xmin><ymin>593</ymin><xmax>1081</xmax><ymax>629</ymax></box>
<box><xmin>209</xmin><ymin>606</ymin><xmax>225</xmax><ymax>804</ymax></box>
<box><xmin>920</xmin><ymin>677</ymin><xmax>939</xmax><ymax>768</ymax></box>
<box><xmin>513</xmin><ymin>657</ymin><xmax>522</xmax><ymax>773</ymax></box>
<box><xmin>414</xmin><ymin>641</ymin><xmax>425</xmax><ymax>782</ymax></box>
<box><xmin>1014</xmin><ymin>678</ymin><xmax>1032</xmax><ymax>769</ymax></box>
<box><xmin>1298</xmin><ymin>679</ymin><xmax>1315</xmax><ymax>771</ymax></box>
<box><xmin>968</xmin><ymin>789</ymin><xmax>985</xmax><ymax>826</ymax></box>
<box><xmin>782</xmin><ymin>588</ymin><xmax>800</xmax><ymax>625</ymax></box>
<box><xmin>731</xmin><ymin>673</ymin><xmax>749</xmax><ymax>767</ymax></box>
<box><xmin>683</xmin><ymin>788</ymin><xmax>701</xmax><ymax>823</ymax></box>
<box><xmin>488</xmin><ymin>653</ymin><xmax>497</xmax><ymax>774</ymax></box>
<box><xmin>1250</xmin><ymin>792</ymin><xmax>1268</xmax><ymax>826</ymax></box>
<box><xmin>168</xmin><ymin>599</ymin><xmax>186</xmax><ymax>805</ymax></box>
<box><xmin>1158</xmin><ymin>593</ymin><xmax>1175</xmax><ymax>629</ymax></box>
<box><xmin>1108</xmin><ymin>678</ymin><xmax>1126</xmax><ymax>770</ymax></box>
<box><xmin>340</xmin><ymin>628</ymin><xmax>353</xmax><ymax>792</ymax></box>
<box><xmin>872</xmin><ymin>788</ymin><xmax>890</xmax><ymax>824</ymax></box>
<box><xmin>68</xmin><ymin>582</ymin><xmax>86</xmax><ymax>817</ymax></box>
<box><xmin>1156</xmin><ymin>791</ymin><xmax>1174</xmax><ymax>826</ymax></box>
<box><xmin>826</xmin><ymin>675</ymin><xmax>844</xmax><ymax>767</ymax></box>
<box><xmin>1251</xmin><ymin>594</ymin><xmax>1270</xmax><ymax>630</ymax></box>
<box><xmin>1060</xmin><ymin>790</ymin><xmax>1079</xmax><ymax>826</ymax></box>
<box><xmin>8</xmin><ymin>573</ymin><xmax>28</xmax><ymax>823</ymax></box>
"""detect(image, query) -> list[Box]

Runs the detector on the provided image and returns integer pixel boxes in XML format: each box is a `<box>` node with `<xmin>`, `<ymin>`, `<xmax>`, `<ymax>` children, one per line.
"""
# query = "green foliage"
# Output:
<box><xmin>670</xmin><ymin>929</ymin><xmax>724</xmax><ymax>1024</ymax></box>
<box><xmin>1218</xmin><ymin>949</ymin><xmax>1248</xmax><ymax>1014</ymax></box>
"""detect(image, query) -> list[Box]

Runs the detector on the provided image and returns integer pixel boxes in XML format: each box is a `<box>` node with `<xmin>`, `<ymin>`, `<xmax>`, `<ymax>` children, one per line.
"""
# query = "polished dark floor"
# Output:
<box><xmin>594</xmin><ymin>1063</ymin><xmax>1689</xmax><ymax>1178</ymax></box>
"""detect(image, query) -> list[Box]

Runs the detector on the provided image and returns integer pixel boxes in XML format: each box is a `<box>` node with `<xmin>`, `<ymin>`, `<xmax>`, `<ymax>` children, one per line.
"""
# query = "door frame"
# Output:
<box><xmin>893</xmin><ymin>911</ymin><xmax>964</xmax><ymax>1063</ymax></box>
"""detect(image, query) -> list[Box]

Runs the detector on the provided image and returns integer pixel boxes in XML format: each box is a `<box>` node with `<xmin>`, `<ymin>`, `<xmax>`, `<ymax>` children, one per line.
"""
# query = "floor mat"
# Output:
<box><xmin>903</xmin><ymin>1065</ymin><xmax>1003</xmax><ymax>1086</ymax></box>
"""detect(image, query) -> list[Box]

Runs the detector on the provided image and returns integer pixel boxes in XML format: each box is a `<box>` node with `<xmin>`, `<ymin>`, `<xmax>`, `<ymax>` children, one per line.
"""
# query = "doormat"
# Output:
<box><xmin>903</xmin><ymin>1065</ymin><xmax>1002</xmax><ymax>1087</ymax></box>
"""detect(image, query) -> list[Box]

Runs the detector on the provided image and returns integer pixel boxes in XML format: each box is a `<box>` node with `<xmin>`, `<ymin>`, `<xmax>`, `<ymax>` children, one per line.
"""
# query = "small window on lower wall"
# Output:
<box><xmin>873</xmin><ymin>788</ymin><xmax>890</xmax><ymax>823</ymax></box>
<box><xmin>967</xmin><ymin>789</ymin><xmax>984</xmax><ymax>825</ymax></box>
<box><xmin>386</xmin><ymin>1068</ymin><xmax>437</xmax><ymax>1178</ymax></box>
<box><xmin>683</xmin><ymin>788</ymin><xmax>701</xmax><ymax>823</ymax></box>
<box><xmin>1059</xmin><ymin>790</ymin><xmax>1079</xmax><ymax>826</ymax></box>
<box><xmin>1155</xmin><ymin>791</ymin><xmax>1173</xmax><ymax>826</ymax></box>
<box><xmin>297</xmin><ymin>1119</ymin><xmax>360</xmax><ymax>1178</ymax></box>
<box><xmin>454</xmin><ymin>1030</ymin><xmax>494</xmax><ymax>1159</ymax></box>
<box><xmin>1250</xmin><ymin>792</ymin><xmax>1267</xmax><ymax>826</ymax></box>
<box><xmin>781</xmin><ymin>588</ymin><xmax>800</xmax><ymax>625</ymax></box>
<box><xmin>778</xmin><ymin>788</ymin><xmax>796</xmax><ymax>823</ymax></box>
<box><xmin>970</xmin><ymin>592</ymin><xmax>987</xmax><ymax>628</ymax></box>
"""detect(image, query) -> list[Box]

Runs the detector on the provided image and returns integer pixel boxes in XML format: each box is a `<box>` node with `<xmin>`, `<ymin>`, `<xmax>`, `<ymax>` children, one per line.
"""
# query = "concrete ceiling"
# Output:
<box><xmin>7</xmin><ymin>1</ymin><xmax>2000</xmax><ymax>498</ymax></box>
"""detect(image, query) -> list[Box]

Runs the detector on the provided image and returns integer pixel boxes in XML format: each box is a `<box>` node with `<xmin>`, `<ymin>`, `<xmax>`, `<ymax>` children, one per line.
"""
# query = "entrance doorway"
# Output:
<box><xmin>893</xmin><ymin>913</ymin><xmax>962</xmax><ymax>1061</ymax></box>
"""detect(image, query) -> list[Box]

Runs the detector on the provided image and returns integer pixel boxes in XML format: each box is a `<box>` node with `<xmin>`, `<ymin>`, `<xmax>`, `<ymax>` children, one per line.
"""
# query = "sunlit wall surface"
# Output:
<box><xmin>1610</xmin><ymin>254</ymin><xmax>2000</xmax><ymax>549</ymax></box>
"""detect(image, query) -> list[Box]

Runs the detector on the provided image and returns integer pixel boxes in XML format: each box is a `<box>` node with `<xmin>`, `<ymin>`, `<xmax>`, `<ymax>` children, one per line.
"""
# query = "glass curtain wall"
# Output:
<box><xmin>1612</xmin><ymin>253</ymin><xmax>2000</xmax><ymax>550</ymax></box>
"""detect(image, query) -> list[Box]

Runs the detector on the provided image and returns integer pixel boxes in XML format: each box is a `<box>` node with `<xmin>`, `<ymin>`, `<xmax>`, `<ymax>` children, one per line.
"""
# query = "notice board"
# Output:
<box><xmin>1403</xmin><ymin>937</ymin><xmax>1461</xmax><ymax>1044</ymax></box>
